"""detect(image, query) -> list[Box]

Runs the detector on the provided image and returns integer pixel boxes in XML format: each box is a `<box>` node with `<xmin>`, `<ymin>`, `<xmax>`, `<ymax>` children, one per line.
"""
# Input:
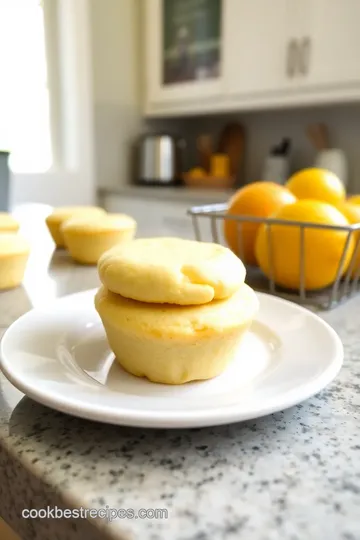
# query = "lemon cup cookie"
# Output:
<box><xmin>95</xmin><ymin>284</ymin><xmax>258</xmax><ymax>384</ymax></box>
<box><xmin>98</xmin><ymin>237</ymin><xmax>246</xmax><ymax>305</ymax></box>
<box><xmin>0</xmin><ymin>212</ymin><xmax>20</xmax><ymax>233</ymax></box>
<box><xmin>62</xmin><ymin>213</ymin><xmax>136</xmax><ymax>265</ymax></box>
<box><xmin>46</xmin><ymin>206</ymin><xmax>106</xmax><ymax>248</ymax></box>
<box><xmin>0</xmin><ymin>234</ymin><xmax>30</xmax><ymax>290</ymax></box>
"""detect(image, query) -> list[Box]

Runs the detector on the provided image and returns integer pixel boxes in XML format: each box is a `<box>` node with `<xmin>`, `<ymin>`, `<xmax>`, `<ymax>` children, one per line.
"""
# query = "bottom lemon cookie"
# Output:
<box><xmin>95</xmin><ymin>284</ymin><xmax>258</xmax><ymax>385</ymax></box>
<box><xmin>0</xmin><ymin>234</ymin><xmax>30</xmax><ymax>290</ymax></box>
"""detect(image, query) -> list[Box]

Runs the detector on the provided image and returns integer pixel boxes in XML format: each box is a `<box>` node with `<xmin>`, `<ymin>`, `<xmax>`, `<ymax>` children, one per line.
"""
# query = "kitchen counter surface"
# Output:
<box><xmin>98</xmin><ymin>184</ymin><xmax>234</xmax><ymax>205</ymax></box>
<box><xmin>0</xmin><ymin>204</ymin><xmax>360</xmax><ymax>540</ymax></box>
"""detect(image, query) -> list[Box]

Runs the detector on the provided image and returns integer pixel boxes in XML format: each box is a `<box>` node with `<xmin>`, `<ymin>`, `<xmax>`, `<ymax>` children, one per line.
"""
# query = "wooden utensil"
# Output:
<box><xmin>196</xmin><ymin>134</ymin><xmax>213</xmax><ymax>173</ymax></box>
<box><xmin>218</xmin><ymin>122</ymin><xmax>245</xmax><ymax>180</ymax></box>
<box><xmin>307</xmin><ymin>123</ymin><xmax>329</xmax><ymax>151</ymax></box>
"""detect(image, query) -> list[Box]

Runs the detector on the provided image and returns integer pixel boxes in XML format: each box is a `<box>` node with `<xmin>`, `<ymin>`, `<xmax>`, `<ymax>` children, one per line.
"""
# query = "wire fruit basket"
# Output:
<box><xmin>187</xmin><ymin>203</ymin><xmax>360</xmax><ymax>310</ymax></box>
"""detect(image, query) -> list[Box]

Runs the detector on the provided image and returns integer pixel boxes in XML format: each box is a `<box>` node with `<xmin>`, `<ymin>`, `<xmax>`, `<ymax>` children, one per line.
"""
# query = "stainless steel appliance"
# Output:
<box><xmin>135</xmin><ymin>133</ymin><xmax>185</xmax><ymax>185</ymax></box>
<box><xmin>0</xmin><ymin>151</ymin><xmax>10</xmax><ymax>211</ymax></box>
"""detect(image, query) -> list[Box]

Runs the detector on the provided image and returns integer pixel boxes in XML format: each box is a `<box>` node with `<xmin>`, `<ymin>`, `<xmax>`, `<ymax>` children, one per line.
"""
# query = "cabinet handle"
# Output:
<box><xmin>286</xmin><ymin>39</ymin><xmax>297</xmax><ymax>78</ymax></box>
<box><xmin>299</xmin><ymin>37</ymin><xmax>311</xmax><ymax>75</ymax></box>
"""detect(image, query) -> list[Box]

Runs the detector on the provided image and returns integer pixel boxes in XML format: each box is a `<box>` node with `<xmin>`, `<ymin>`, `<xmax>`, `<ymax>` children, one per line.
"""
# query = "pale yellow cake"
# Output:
<box><xmin>95</xmin><ymin>283</ymin><xmax>258</xmax><ymax>384</ymax></box>
<box><xmin>0</xmin><ymin>234</ymin><xmax>30</xmax><ymax>290</ymax></box>
<box><xmin>98</xmin><ymin>237</ymin><xmax>246</xmax><ymax>305</ymax></box>
<box><xmin>62</xmin><ymin>213</ymin><xmax>136</xmax><ymax>265</ymax></box>
<box><xmin>45</xmin><ymin>206</ymin><xmax>106</xmax><ymax>248</ymax></box>
<box><xmin>0</xmin><ymin>212</ymin><xmax>19</xmax><ymax>233</ymax></box>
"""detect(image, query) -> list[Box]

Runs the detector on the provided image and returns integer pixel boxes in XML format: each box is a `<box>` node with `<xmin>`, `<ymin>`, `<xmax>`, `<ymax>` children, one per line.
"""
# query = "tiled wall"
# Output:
<box><xmin>146</xmin><ymin>104</ymin><xmax>360</xmax><ymax>194</ymax></box>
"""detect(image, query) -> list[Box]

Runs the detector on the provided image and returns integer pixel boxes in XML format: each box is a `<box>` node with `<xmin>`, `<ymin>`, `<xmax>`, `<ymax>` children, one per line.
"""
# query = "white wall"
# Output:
<box><xmin>89</xmin><ymin>0</ymin><xmax>142</xmax><ymax>189</ymax></box>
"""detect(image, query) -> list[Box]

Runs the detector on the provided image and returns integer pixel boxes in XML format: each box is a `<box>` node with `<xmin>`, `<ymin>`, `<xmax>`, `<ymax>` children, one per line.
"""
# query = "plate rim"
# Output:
<box><xmin>0</xmin><ymin>289</ymin><xmax>344</xmax><ymax>428</ymax></box>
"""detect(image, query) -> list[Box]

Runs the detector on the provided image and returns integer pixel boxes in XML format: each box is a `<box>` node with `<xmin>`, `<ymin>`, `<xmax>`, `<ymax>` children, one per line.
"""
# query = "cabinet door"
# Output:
<box><xmin>103</xmin><ymin>196</ymin><xmax>163</xmax><ymax>237</ymax></box>
<box><xmin>299</xmin><ymin>0</ymin><xmax>360</xmax><ymax>89</ymax></box>
<box><xmin>144</xmin><ymin>0</ymin><xmax>225</xmax><ymax>111</ymax></box>
<box><xmin>225</xmin><ymin>0</ymin><xmax>293</xmax><ymax>96</ymax></box>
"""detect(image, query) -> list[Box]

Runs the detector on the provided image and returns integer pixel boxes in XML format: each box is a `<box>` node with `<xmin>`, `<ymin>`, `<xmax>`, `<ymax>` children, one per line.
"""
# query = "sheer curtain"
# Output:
<box><xmin>0</xmin><ymin>0</ymin><xmax>52</xmax><ymax>172</ymax></box>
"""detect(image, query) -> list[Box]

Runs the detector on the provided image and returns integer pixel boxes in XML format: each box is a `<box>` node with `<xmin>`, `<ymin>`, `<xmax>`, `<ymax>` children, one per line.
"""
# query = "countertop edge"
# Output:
<box><xmin>0</xmin><ymin>437</ymin><xmax>129</xmax><ymax>540</ymax></box>
<box><xmin>97</xmin><ymin>185</ymin><xmax>235</xmax><ymax>205</ymax></box>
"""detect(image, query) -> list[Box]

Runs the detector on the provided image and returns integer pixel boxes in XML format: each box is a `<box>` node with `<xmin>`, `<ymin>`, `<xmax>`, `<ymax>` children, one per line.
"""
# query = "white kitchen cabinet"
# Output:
<box><xmin>104</xmin><ymin>195</ymin><xmax>166</xmax><ymax>237</ymax></box>
<box><xmin>144</xmin><ymin>0</ymin><xmax>360</xmax><ymax>116</ymax></box>
<box><xmin>144</xmin><ymin>0</ymin><xmax>226</xmax><ymax>116</ymax></box>
<box><xmin>296</xmin><ymin>0</ymin><xmax>360</xmax><ymax>90</ymax></box>
<box><xmin>225</xmin><ymin>0</ymin><xmax>294</xmax><ymax>97</ymax></box>
<box><xmin>103</xmin><ymin>194</ymin><xmax>194</xmax><ymax>239</ymax></box>
<box><xmin>102</xmin><ymin>193</ymin><xmax>215</xmax><ymax>242</ymax></box>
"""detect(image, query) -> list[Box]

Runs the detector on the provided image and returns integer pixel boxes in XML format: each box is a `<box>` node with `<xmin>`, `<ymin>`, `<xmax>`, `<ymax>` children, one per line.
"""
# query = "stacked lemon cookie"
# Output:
<box><xmin>0</xmin><ymin>213</ymin><xmax>30</xmax><ymax>290</ymax></box>
<box><xmin>95</xmin><ymin>237</ymin><xmax>259</xmax><ymax>385</ymax></box>
<box><xmin>45</xmin><ymin>206</ymin><xmax>136</xmax><ymax>264</ymax></box>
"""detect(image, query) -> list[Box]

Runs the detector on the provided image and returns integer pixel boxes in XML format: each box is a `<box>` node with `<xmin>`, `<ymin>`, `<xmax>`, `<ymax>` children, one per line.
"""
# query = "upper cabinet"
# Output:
<box><xmin>225</xmin><ymin>0</ymin><xmax>293</xmax><ymax>97</ymax></box>
<box><xmin>143</xmin><ymin>0</ymin><xmax>360</xmax><ymax>116</ymax></box>
<box><xmin>144</xmin><ymin>0</ymin><xmax>226</xmax><ymax>115</ymax></box>
<box><xmin>297</xmin><ymin>0</ymin><xmax>360</xmax><ymax>90</ymax></box>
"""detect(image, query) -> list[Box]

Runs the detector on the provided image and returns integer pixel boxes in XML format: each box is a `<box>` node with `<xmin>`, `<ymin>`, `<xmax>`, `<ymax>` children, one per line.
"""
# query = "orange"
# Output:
<box><xmin>286</xmin><ymin>168</ymin><xmax>345</xmax><ymax>205</ymax></box>
<box><xmin>336</xmin><ymin>201</ymin><xmax>360</xmax><ymax>224</ymax></box>
<box><xmin>255</xmin><ymin>199</ymin><xmax>354</xmax><ymax>290</ymax></box>
<box><xmin>336</xmin><ymin>201</ymin><xmax>360</xmax><ymax>278</ymax></box>
<box><xmin>347</xmin><ymin>195</ymin><xmax>360</xmax><ymax>206</ymax></box>
<box><xmin>223</xmin><ymin>182</ymin><xmax>296</xmax><ymax>265</ymax></box>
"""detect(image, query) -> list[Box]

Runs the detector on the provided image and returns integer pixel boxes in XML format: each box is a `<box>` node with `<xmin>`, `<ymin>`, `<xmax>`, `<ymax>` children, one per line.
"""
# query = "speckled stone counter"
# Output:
<box><xmin>0</xmin><ymin>205</ymin><xmax>359</xmax><ymax>540</ymax></box>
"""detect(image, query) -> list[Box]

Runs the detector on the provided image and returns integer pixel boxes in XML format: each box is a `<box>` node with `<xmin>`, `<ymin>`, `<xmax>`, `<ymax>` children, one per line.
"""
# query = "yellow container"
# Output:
<box><xmin>210</xmin><ymin>153</ymin><xmax>230</xmax><ymax>178</ymax></box>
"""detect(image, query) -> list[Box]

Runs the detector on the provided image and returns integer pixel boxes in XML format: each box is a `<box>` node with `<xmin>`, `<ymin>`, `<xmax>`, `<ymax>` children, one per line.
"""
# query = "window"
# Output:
<box><xmin>0</xmin><ymin>0</ymin><xmax>52</xmax><ymax>172</ymax></box>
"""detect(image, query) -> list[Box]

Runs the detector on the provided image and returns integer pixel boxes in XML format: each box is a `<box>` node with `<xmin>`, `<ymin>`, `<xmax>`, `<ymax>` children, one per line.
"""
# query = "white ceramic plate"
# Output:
<box><xmin>0</xmin><ymin>289</ymin><xmax>343</xmax><ymax>428</ymax></box>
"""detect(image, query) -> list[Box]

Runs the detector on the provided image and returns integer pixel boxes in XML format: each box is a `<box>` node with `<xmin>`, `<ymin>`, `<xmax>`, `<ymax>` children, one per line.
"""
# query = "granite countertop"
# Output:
<box><xmin>0</xmin><ymin>204</ymin><xmax>360</xmax><ymax>540</ymax></box>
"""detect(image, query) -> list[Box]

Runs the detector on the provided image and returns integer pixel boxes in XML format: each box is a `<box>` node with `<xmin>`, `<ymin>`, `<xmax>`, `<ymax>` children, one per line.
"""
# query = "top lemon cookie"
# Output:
<box><xmin>98</xmin><ymin>237</ymin><xmax>246</xmax><ymax>305</ymax></box>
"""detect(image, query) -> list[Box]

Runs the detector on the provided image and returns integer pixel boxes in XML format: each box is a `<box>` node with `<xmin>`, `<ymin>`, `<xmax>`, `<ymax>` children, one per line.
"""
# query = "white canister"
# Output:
<box><xmin>314</xmin><ymin>149</ymin><xmax>348</xmax><ymax>187</ymax></box>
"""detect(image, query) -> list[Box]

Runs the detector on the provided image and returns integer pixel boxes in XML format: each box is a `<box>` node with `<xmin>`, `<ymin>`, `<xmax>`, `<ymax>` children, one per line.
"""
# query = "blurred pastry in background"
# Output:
<box><xmin>0</xmin><ymin>212</ymin><xmax>20</xmax><ymax>233</ymax></box>
<box><xmin>45</xmin><ymin>206</ymin><xmax>107</xmax><ymax>248</ymax></box>
<box><xmin>62</xmin><ymin>213</ymin><xmax>136</xmax><ymax>265</ymax></box>
<box><xmin>0</xmin><ymin>233</ymin><xmax>30</xmax><ymax>290</ymax></box>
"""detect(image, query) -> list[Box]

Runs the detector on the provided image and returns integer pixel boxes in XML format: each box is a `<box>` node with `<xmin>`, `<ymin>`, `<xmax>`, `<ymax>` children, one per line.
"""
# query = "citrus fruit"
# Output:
<box><xmin>255</xmin><ymin>199</ymin><xmax>354</xmax><ymax>290</ymax></box>
<box><xmin>286</xmin><ymin>168</ymin><xmax>345</xmax><ymax>205</ymax></box>
<box><xmin>336</xmin><ymin>201</ymin><xmax>360</xmax><ymax>278</ymax></box>
<box><xmin>223</xmin><ymin>182</ymin><xmax>296</xmax><ymax>265</ymax></box>
<box><xmin>347</xmin><ymin>195</ymin><xmax>360</xmax><ymax>206</ymax></box>
<box><xmin>336</xmin><ymin>201</ymin><xmax>360</xmax><ymax>224</ymax></box>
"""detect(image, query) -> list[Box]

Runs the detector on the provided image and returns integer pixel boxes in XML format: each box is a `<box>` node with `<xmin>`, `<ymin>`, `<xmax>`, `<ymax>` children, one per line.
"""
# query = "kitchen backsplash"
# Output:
<box><xmin>145</xmin><ymin>104</ymin><xmax>360</xmax><ymax>193</ymax></box>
